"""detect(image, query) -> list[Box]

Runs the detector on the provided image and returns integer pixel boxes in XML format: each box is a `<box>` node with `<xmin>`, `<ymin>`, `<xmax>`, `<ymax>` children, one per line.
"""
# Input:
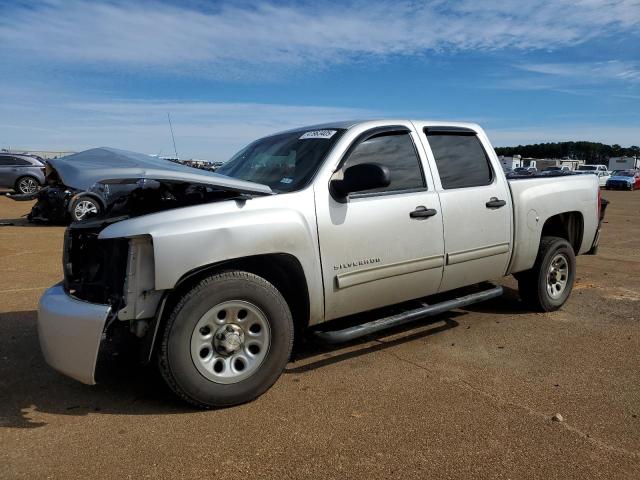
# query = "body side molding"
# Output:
<box><xmin>336</xmin><ymin>254</ymin><xmax>444</xmax><ymax>289</ymax></box>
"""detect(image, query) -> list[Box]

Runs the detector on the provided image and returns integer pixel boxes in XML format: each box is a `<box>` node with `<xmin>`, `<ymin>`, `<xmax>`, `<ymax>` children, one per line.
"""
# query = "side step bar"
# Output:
<box><xmin>313</xmin><ymin>283</ymin><xmax>503</xmax><ymax>344</ymax></box>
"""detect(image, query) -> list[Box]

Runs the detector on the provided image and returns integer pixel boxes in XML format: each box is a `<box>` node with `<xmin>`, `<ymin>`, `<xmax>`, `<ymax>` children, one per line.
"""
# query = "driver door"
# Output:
<box><xmin>315</xmin><ymin>126</ymin><xmax>445</xmax><ymax>321</ymax></box>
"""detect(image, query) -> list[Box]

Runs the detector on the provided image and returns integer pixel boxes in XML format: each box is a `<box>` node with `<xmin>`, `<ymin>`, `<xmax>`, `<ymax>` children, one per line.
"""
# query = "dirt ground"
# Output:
<box><xmin>0</xmin><ymin>190</ymin><xmax>638</xmax><ymax>479</ymax></box>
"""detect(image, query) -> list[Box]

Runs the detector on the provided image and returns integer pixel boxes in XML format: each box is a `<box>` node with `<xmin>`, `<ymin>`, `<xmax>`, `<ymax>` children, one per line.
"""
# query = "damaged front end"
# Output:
<box><xmin>42</xmin><ymin>179</ymin><xmax>269</xmax><ymax>383</ymax></box>
<box><xmin>40</xmin><ymin>217</ymin><xmax>163</xmax><ymax>384</ymax></box>
<box><xmin>37</xmin><ymin>147</ymin><xmax>273</xmax><ymax>382</ymax></box>
<box><xmin>63</xmin><ymin>219</ymin><xmax>130</xmax><ymax>306</ymax></box>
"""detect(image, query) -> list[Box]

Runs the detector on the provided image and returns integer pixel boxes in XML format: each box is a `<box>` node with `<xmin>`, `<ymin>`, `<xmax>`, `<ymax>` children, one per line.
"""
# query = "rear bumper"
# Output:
<box><xmin>38</xmin><ymin>283</ymin><xmax>111</xmax><ymax>385</ymax></box>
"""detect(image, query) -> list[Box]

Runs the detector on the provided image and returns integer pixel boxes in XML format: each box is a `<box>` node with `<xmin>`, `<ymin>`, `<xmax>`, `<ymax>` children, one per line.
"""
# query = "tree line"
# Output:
<box><xmin>494</xmin><ymin>142</ymin><xmax>640</xmax><ymax>164</ymax></box>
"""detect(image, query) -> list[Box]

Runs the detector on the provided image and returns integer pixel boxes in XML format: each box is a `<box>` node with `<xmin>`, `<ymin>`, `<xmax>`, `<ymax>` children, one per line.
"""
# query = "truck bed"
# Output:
<box><xmin>506</xmin><ymin>174</ymin><xmax>600</xmax><ymax>274</ymax></box>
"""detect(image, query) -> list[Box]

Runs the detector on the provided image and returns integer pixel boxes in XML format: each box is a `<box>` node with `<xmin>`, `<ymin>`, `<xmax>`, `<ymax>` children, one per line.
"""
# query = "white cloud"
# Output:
<box><xmin>0</xmin><ymin>97</ymin><xmax>375</xmax><ymax>160</ymax></box>
<box><xmin>517</xmin><ymin>61</ymin><xmax>640</xmax><ymax>84</ymax></box>
<box><xmin>1</xmin><ymin>0</ymin><xmax>639</xmax><ymax>77</ymax></box>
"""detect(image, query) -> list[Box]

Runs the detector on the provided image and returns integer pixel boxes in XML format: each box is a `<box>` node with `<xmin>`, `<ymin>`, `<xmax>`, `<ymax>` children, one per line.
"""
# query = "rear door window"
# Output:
<box><xmin>426</xmin><ymin>132</ymin><xmax>493</xmax><ymax>189</ymax></box>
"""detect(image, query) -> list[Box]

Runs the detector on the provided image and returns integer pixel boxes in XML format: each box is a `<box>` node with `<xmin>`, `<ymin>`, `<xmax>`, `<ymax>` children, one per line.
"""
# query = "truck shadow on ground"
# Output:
<box><xmin>287</xmin><ymin>315</ymin><xmax>461</xmax><ymax>374</ymax></box>
<box><xmin>0</xmin><ymin>289</ymin><xmax>523</xmax><ymax>427</ymax></box>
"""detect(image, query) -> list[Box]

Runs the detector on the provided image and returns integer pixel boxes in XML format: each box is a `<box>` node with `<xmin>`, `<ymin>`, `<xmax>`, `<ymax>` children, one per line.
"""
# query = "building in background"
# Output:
<box><xmin>608</xmin><ymin>156</ymin><xmax>640</xmax><ymax>171</ymax></box>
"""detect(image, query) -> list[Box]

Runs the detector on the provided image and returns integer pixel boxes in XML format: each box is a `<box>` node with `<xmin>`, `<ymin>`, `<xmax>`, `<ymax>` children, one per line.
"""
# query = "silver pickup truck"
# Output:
<box><xmin>38</xmin><ymin>120</ymin><xmax>604</xmax><ymax>408</ymax></box>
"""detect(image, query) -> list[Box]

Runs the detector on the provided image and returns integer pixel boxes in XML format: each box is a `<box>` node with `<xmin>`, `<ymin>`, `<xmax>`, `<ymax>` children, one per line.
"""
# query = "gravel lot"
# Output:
<box><xmin>1</xmin><ymin>190</ymin><xmax>639</xmax><ymax>479</ymax></box>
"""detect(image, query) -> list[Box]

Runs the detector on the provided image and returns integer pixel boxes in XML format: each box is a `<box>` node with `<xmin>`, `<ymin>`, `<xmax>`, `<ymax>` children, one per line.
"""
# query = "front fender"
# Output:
<box><xmin>98</xmin><ymin>190</ymin><xmax>324</xmax><ymax>323</ymax></box>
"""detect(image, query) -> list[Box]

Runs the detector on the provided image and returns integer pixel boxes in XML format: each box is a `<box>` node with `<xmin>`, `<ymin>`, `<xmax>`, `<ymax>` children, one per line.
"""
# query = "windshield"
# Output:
<box><xmin>578</xmin><ymin>166</ymin><xmax>596</xmax><ymax>171</ymax></box>
<box><xmin>217</xmin><ymin>129</ymin><xmax>346</xmax><ymax>192</ymax></box>
<box><xmin>615</xmin><ymin>171</ymin><xmax>634</xmax><ymax>177</ymax></box>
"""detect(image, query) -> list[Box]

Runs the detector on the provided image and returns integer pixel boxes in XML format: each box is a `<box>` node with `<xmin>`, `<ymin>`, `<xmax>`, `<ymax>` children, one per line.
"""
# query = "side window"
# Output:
<box><xmin>12</xmin><ymin>158</ymin><xmax>31</xmax><ymax>166</ymax></box>
<box><xmin>343</xmin><ymin>131</ymin><xmax>424</xmax><ymax>194</ymax></box>
<box><xmin>0</xmin><ymin>157</ymin><xmax>29</xmax><ymax>166</ymax></box>
<box><xmin>426</xmin><ymin>132</ymin><xmax>493</xmax><ymax>189</ymax></box>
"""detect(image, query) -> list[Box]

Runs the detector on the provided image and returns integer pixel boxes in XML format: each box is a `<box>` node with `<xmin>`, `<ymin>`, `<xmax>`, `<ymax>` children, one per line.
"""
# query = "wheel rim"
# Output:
<box><xmin>73</xmin><ymin>200</ymin><xmax>98</xmax><ymax>220</ymax></box>
<box><xmin>547</xmin><ymin>253</ymin><xmax>569</xmax><ymax>299</ymax></box>
<box><xmin>18</xmin><ymin>178</ymin><xmax>38</xmax><ymax>194</ymax></box>
<box><xmin>190</xmin><ymin>300</ymin><xmax>271</xmax><ymax>384</ymax></box>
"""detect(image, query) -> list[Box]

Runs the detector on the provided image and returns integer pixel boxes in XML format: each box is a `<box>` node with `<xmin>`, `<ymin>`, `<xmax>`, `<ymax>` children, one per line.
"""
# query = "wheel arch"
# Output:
<box><xmin>540</xmin><ymin>211</ymin><xmax>584</xmax><ymax>254</ymax></box>
<box><xmin>146</xmin><ymin>253</ymin><xmax>311</xmax><ymax>363</ymax></box>
<box><xmin>173</xmin><ymin>253</ymin><xmax>310</xmax><ymax>326</ymax></box>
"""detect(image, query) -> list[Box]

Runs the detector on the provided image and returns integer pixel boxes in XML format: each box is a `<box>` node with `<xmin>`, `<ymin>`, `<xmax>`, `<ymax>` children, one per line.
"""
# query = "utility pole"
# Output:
<box><xmin>167</xmin><ymin>113</ymin><xmax>178</xmax><ymax>159</ymax></box>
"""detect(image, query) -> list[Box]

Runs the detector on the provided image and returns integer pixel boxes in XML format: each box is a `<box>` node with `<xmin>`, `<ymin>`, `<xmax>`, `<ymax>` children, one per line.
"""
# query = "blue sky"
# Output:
<box><xmin>1</xmin><ymin>0</ymin><xmax>639</xmax><ymax>161</ymax></box>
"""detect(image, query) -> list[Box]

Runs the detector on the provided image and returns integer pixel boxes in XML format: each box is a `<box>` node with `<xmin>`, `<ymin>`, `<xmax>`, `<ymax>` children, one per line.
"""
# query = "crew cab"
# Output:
<box><xmin>38</xmin><ymin>120</ymin><xmax>604</xmax><ymax>408</ymax></box>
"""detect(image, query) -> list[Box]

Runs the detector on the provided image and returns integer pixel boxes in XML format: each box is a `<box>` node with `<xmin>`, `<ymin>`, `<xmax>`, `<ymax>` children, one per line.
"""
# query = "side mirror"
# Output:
<box><xmin>331</xmin><ymin>162</ymin><xmax>391</xmax><ymax>198</ymax></box>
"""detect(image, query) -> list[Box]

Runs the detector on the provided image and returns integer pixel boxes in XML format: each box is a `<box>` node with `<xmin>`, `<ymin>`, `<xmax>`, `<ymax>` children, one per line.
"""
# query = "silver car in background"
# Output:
<box><xmin>0</xmin><ymin>153</ymin><xmax>46</xmax><ymax>193</ymax></box>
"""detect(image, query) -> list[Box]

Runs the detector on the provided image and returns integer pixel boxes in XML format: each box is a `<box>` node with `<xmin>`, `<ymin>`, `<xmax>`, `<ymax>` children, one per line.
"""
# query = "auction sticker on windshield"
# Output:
<box><xmin>299</xmin><ymin>130</ymin><xmax>337</xmax><ymax>140</ymax></box>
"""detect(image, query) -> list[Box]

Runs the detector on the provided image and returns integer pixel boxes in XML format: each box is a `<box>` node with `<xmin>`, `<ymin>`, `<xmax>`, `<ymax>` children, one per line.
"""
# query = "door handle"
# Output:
<box><xmin>410</xmin><ymin>206</ymin><xmax>437</xmax><ymax>219</ymax></box>
<box><xmin>486</xmin><ymin>197</ymin><xmax>507</xmax><ymax>209</ymax></box>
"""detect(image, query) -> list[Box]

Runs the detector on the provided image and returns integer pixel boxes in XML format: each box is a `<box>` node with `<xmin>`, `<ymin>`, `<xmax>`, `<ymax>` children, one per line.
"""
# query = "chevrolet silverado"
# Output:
<box><xmin>38</xmin><ymin>120</ymin><xmax>604</xmax><ymax>407</ymax></box>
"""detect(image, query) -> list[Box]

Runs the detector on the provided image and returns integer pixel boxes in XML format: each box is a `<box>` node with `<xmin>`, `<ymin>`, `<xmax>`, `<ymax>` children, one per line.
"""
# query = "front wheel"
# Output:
<box><xmin>158</xmin><ymin>271</ymin><xmax>293</xmax><ymax>408</ymax></box>
<box><xmin>70</xmin><ymin>196</ymin><xmax>100</xmax><ymax>221</ymax></box>
<box><xmin>517</xmin><ymin>236</ymin><xmax>576</xmax><ymax>312</ymax></box>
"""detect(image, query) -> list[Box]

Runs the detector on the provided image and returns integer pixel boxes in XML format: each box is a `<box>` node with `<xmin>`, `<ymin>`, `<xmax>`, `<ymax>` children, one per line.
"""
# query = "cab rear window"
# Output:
<box><xmin>426</xmin><ymin>132</ymin><xmax>493</xmax><ymax>189</ymax></box>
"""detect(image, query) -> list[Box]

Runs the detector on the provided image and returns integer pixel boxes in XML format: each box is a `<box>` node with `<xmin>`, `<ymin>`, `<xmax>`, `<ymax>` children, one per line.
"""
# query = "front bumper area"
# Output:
<box><xmin>38</xmin><ymin>283</ymin><xmax>112</xmax><ymax>384</ymax></box>
<box><xmin>605</xmin><ymin>181</ymin><xmax>633</xmax><ymax>190</ymax></box>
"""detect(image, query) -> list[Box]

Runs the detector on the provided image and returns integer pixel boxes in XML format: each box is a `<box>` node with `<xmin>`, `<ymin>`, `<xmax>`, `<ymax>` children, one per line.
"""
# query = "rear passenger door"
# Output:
<box><xmin>416</xmin><ymin>125</ymin><xmax>513</xmax><ymax>292</ymax></box>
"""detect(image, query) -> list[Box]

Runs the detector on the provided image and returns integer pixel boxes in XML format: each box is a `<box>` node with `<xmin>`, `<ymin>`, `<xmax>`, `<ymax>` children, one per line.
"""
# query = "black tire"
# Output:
<box><xmin>158</xmin><ymin>271</ymin><xmax>293</xmax><ymax>408</ymax></box>
<box><xmin>14</xmin><ymin>176</ymin><xmax>40</xmax><ymax>194</ymax></box>
<box><xmin>70</xmin><ymin>196</ymin><xmax>101</xmax><ymax>221</ymax></box>
<box><xmin>517</xmin><ymin>236</ymin><xmax>576</xmax><ymax>312</ymax></box>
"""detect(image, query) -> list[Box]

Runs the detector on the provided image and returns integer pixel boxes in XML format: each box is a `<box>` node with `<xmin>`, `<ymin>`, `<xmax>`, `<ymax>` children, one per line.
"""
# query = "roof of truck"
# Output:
<box><xmin>274</xmin><ymin>119</ymin><xmax>482</xmax><ymax>136</ymax></box>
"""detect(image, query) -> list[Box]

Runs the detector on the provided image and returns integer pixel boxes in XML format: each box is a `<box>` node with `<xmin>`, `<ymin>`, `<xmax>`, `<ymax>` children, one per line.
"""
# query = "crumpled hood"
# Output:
<box><xmin>48</xmin><ymin>147</ymin><xmax>272</xmax><ymax>195</ymax></box>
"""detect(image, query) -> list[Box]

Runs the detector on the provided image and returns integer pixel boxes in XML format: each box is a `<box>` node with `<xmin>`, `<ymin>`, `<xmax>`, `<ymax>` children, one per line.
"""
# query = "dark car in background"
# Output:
<box><xmin>0</xmin><ymin>153</ymin><xmax>46</xmax><ymax>194</ymax></box>
<box><xmin>12</xmin><ymin>147</ymin><xmax>248</xmax><ymax>223</ymax></box>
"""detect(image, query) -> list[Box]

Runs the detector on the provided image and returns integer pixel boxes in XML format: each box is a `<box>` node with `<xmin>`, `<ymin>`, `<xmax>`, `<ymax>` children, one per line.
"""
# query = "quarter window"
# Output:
<box><xmin>426</xmin><ymin>132</ymin><xmax>493</xmax><ymax>189</ymax></box>
<box><xmin>342</xmin><ymin>131</ymin><xmax>424</xmax><ymax>194</ymax></box>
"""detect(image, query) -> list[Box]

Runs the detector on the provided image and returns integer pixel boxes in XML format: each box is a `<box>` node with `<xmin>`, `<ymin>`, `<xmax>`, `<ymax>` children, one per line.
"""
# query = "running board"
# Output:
<box><xmin>313</xmin><ymin>283</ymin><xmax>503</xmax><ymax>344</ymax></box>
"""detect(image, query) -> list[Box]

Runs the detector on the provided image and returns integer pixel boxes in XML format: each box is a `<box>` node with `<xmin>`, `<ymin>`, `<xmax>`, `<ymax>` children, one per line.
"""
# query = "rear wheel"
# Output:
<box><xmin>158</xmin><ymin>271</ymin><xmax>293</xmax><ymax>408</ymax></box>
<box><xmin>15</xmin><ymin>176</ymin><xmax>40</xmax><ymax>194</ymax></box>
<box><xmin>517</xmin><ymin>236</ymin><xmax>576</xmax><ymax>312</ymax></box>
